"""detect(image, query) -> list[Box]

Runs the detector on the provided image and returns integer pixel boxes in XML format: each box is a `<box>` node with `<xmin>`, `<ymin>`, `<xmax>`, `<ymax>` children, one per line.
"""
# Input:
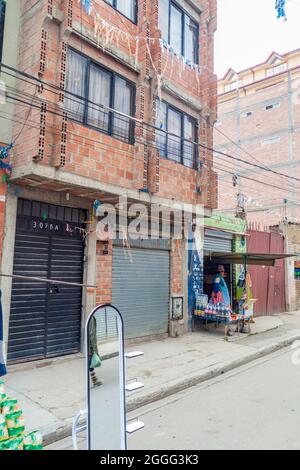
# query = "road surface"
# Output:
<box><xmin>46</xmin><ymin>347</ymin><xmax>300</xmax><ymax>450</ymax></box>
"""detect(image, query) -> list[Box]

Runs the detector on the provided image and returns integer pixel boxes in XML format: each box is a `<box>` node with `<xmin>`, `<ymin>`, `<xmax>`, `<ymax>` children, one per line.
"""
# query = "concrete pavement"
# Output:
<box><xmin>128</xmin><ymin>347</ymin><xmax>300</xmax><ymax>450</ymax></box>
<box><xmin>3</xmin><ymin>312</ymin><xmax>300</xmax><ymax>446</ymax></box>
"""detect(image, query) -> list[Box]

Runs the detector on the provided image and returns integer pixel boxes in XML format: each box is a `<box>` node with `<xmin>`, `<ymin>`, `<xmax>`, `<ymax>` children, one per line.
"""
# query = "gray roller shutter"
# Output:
<box><xmin>204</xmin><ymin>229</ymin><xmax>233</xmax><ymax>253</ymax></box>
<box><xmin>112</xmin><ymin>247</ymin><xmax>170</xmax><ymax>339</ymax></box>
<box><xmin>96</xmin><ymin>307</ymin><xmax>118</xmax><ymax>342</ymax></box>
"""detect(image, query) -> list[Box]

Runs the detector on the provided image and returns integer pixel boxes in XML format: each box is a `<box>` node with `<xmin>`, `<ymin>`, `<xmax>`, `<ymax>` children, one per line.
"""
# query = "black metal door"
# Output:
<box><xmin>8</xmin><ymin>200</ymin><xmax>86</xmax><ymax>364</ymax></box>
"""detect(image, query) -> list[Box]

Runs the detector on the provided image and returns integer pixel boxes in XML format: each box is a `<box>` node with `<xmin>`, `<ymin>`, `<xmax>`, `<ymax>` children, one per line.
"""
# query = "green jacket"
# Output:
<box><xmin>89</xmin><ymin>316</ymin><xmax>99</xmax><ymax>357</ymax></box>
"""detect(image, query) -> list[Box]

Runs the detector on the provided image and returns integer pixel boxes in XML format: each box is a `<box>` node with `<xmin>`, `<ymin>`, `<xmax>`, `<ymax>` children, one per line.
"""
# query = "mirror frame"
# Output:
<box><xmin>85</xmin><ymin>303</ymin><xmax>127</xmax><ymax>450</ymax></box>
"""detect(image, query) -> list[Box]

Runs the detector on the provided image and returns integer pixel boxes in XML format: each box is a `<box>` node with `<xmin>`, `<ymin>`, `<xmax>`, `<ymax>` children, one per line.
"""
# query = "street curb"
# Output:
<box><xmin>126</xmin><ymin>333</ymin><xmax>300</xmax><ymax>412</ymax></box>
<box><xmin>43</xmin><ymin>332</ymin><xmax>300</xmax><ymax>447</ymax></box>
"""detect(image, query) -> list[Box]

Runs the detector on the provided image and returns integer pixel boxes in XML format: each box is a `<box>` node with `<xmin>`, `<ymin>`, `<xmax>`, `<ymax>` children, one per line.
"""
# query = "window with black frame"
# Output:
<box><xmin>105</xmin><ymin>0</ymin><xmax>137</xmax><ymax>23</ymax></box>
<box><xmin>158</xmin><ymin>0</ymin><xmax>199</xmax><ymax>64</ymax></box>
<box><xmin>156</xmin><ymin>100</ymin><xmax>197</xmax><ymax>168</ymax></box>
<box><xmin>65</xmin><ymin>49</ymin><xmax>135</xmax><ymax>144</ymax></box>
<box><xmin>0</xmin><ymin>0</ymin><xmax>6</xmax><ymax>63</ymax></box>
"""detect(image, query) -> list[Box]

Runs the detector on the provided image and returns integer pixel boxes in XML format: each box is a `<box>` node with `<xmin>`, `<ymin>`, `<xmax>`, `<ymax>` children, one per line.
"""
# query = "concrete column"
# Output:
<box><xmin>81</xmin><ymin>219</ymin><xmax>97</xmax><ymax>349</ymax></box>
<box><xmin>182</xmin><ymin>238</ymin><xmax>189</xmax><ymax>333</ymax></box>
<box><xmin>0</xmin><ymin>191</ymin><xmax>18</xmax><ymax>356</ymax></box>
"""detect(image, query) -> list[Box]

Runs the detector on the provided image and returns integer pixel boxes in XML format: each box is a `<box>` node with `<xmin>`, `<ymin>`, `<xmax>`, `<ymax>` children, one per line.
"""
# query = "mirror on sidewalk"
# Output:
<box><xmin>85</xmin><ymin>304</ymin><xmax>126</xmax><ymax>450</ymax></box>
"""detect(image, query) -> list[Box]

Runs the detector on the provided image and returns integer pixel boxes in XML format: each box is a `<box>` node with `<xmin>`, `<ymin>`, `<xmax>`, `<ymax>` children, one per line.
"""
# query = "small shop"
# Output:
<box><xmin>194</xmin><ymin>252</ymin><xmax>293</xmax><ymax>337</ymax></box>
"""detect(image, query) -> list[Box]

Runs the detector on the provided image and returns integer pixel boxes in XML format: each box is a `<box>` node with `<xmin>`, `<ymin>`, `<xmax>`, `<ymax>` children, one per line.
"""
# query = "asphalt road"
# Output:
<box><xmin>46</xmin><ymin>347</ymin><xmax>300</xmax><ymax>450</ymax></box>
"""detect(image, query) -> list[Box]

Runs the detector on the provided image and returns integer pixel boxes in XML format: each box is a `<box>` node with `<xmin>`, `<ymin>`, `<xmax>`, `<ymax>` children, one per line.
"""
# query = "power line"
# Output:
<box><xmin>3</xmin><ymin>92</ymin><xmax>300</xmax><ymax>202</ymax></box>
<box><xmin>3</xmin><ymin>62</ymin><xmax>300</xmax><ymax>186</ymax></box>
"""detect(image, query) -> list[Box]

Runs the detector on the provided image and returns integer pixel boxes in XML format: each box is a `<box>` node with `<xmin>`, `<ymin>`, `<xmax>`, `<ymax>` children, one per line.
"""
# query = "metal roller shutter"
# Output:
<box><xmin>96</xmin><ymin>307</ymin><xmax>118</xmax><ymax>342</ymax></box>
<box><xmin>204</xmin><ymin>229</ymin><xmax>233</xmax><ymax>253</ymax></box>
<box><xmin>8</xmin><ymin>200</ymin><xmax>85</xmax><ymax>364</ymax></box>
<box><xmin>112</xmin><ymin>247</ymin><xmax>170</xmax><ymax>339</ymax></box>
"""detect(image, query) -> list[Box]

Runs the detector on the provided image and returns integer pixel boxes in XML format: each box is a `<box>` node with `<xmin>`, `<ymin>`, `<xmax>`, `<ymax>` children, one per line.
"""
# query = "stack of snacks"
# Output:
<box><xmin>24</xmin><ymin>431</ymin><xmax>43</xmax><ymax>450</ymax></box>
<box><xmin>0</xmin><ymin>380</ymin><xmax>43</xmax><ymax>451</ymax></box>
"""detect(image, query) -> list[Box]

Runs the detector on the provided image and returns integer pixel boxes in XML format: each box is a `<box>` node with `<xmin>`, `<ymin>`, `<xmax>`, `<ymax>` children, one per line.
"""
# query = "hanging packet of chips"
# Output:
<box><xmin>0</xmin><ymin>414</ymin><xmax>9</xmax><ymax>442</ymax></box>
<box><xmin>23</xmin><ymin>430</ymin><xmax>43</xmax><ymax>450</ymax></box>
<box><xmin>0</xmin><ymin>381</ymin><xmax>6</xmax><ymax>401</ymax></box>
<box><xmin>1</xmin><ymin>398</ymin><xmax>20</xmax><ymax>416</ymax></box>
<box><xmin>6</xmin><ymin>410</ymin><xmax>25</xmax><ymax>437</ymax></box>
<box><xmin>2</xmin><ymin>436</ymin><xmax>24</xmax><ymax>450</ymax></box>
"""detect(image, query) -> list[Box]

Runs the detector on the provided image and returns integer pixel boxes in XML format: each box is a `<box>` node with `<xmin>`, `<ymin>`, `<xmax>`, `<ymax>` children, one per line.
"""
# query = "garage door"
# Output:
<box><xmin>7</xmin><ymin>200</ymin><xmax>86</xmax><ymax>364</ymax></box>
<box><xmin>112</xmin><ymin>247</ymin><xmax>170</xmax><ymax>339</ymax></box>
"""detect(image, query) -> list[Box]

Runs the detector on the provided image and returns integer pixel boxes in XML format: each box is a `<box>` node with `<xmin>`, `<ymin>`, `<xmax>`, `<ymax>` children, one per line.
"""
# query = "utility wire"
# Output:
<box><xmin>3</xmin><ymin>62</ymin><xmax>300</xmax><ymax>186</ymax></box>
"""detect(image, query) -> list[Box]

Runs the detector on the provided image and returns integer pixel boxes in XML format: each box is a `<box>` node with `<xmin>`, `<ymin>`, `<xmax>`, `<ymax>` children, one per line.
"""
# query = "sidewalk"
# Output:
<box><xmin>3</xmin><ymin>312</ymin><xmax>300</xmax><ymax>446</ymax></box>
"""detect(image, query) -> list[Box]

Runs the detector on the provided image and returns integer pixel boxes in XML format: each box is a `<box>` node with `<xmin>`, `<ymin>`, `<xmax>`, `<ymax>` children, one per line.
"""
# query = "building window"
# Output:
<box><xmin>65</xmin><ymin>49</ymin><xmax>135</xmax><ymax>144</ymax></box>
<box><xmin>156</xmin><ymin>100</ymin><xmax>197</xmax><ymax>168</ymax></box>
<box><xmin>266</xmin><ymin>63</ymin><xmax>287</xmax><ymax>78</ymax></box>
<box><xmin>0</xmin><ymin>0</ymin><xmax>6</xmax><ymax>63</ymax></box>
<box><xmin>224</xmin><ymin>80</ymin><xmax>243</xmax><ymax>93</ymax></box>
<box><xmin>265</xmin><ymin>102</ymin><xmax>280</xmax><ymax>111</ymax></box>
<box><xmin>158</xmin><ymin>0</ymin><xmax>199</xmax><ymax>64</ymax></box>
<box><xmin>105</xmin><ymin>0</ymin><xmax>137</xmax><ymax>23</ymax></box>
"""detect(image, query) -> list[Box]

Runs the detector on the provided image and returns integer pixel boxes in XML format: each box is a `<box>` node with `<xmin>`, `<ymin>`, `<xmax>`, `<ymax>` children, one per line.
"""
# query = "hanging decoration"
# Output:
<box><xmin>275</xmin><ymin>0</ymin><xmax>287</xmax><ymax>20</ymax></box>
<box><xmin>0</xmin><ymin>143</ymin><xmax>13</xmax><ymax>179</ymax></box>
<box><xmin>93</xmin><ymin>14</ymin><xmax>202</xmax><ymax>96</ymax></box>
<box><xmin>78</xmin><ymin>0</ymin><xmax>92</xmax><ymax>15</ymax></box>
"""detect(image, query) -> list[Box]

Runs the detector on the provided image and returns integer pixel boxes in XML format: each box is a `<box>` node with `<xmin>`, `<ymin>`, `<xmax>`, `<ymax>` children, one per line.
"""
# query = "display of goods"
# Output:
<box><xmin>196</xmin><ymin>294</ymin><xmax>208</xmax><ymax>309</ymax></box>
<box><xmin>0</xmin><ymin>414</ymin><xmax>9</xmax><ymax>442</ymax></box>
<box><xmin>0</xmin><ymin>381</ymin><xmax>6</xmax><ymax>400</ymax></box>
<box><xmin>23</xmin><ymin>430</ymin><xmax>43</xmax><ymax>451</ymax></box>
<box><xmin>6</xmin><ymin>410</ymin><xmax>25</xmax><ymax>437</ymax></box>
<box><xmin>2</xmin><ymin>436</ymin><xmax>24</xmax><ymax>450</ymax></box>
<box><xmin>1</xmin><ymin>398</ymin><xmax>20</xmax><ymax>416</ymax></box>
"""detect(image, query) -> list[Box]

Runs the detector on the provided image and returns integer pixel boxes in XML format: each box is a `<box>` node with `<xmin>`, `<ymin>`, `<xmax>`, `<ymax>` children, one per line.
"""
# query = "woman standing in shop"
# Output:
<box><xmin>211</xmin><ymin>265</ymin><xmax>231</xmax><ymax>306</ymax></box>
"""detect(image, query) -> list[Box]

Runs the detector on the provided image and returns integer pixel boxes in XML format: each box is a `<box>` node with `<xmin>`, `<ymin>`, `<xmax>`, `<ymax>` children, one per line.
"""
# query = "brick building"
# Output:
<box><xmin>0</xmin><ymin>0</ymin><xmax>217</xmax><ymax>363</ymax></box>
<box><xmin>215</xmin><ymin>49</ymin><xmax>300</xmax><ymax>228</ymax></box>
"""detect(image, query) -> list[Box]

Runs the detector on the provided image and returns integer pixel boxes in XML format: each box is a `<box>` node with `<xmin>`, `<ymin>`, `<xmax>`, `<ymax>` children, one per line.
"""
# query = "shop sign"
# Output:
<box><xmin>16</xmin><ymin>217</ymin><xmax>84</xmax><ymax>239</ymax></box>
<box><xmin>205</xmin><ymin>212</ymin><xmax>246</xmax><ymax>234</ymax></box>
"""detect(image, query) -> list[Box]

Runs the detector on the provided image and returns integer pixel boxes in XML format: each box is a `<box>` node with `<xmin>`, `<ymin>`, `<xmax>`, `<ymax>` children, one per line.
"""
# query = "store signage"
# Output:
<box><xmin>205</xmin><ymin>212</ymin><xmax>246</xmax><ymax>233</ymax></box>
<box><xmin>32</xmin><ymin>220</ymin><xmax>60</xmax><ymax>232</ymax></box>
<box><xmin>24</xmin><ymin>217</ymin><xmax>84</xmax><ymax>239</ymax></box>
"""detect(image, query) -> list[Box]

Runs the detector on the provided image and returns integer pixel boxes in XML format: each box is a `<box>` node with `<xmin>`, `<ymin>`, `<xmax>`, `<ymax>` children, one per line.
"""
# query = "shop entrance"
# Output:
<box><xmin>203</xmin><ymin>259</ymin><xmax>235</xmax><ymax>309</ymax></box>
<box><xmin>7</xmin><ymin>199</ymin><xmax>86</xmax><ymax>364</ymax></box>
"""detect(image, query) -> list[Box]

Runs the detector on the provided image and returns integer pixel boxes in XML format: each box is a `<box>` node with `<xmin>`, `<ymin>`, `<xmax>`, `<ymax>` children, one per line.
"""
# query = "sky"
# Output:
<box><xmin>215</xmin><ymin>0</ymin><xmax>300</xmax><ymax>78</ymax></box>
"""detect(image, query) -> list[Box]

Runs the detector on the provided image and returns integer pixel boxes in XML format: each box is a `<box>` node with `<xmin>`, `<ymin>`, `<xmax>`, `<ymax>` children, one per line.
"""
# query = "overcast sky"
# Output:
<box><xmin>215</xmin><ymin>0</ymin><xmax>300</xmax><ymax>78</ymax></box>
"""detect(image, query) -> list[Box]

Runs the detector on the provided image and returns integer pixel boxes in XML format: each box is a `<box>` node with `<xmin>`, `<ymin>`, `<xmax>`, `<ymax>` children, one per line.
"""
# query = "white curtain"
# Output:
<box><xmin>113</xmin><ymin>77</ymin><xmax>131</xmax><ymax>141</ymax></box>
<box><xmin>158</xmin><ymin>0</ymin><xmax>169</xmax><ymax>42</ymax></box>
<box><xmin>117</xmin><ymin>0</ymin><xmax>135</xmax><ymax>21</ymax></box>
<box><xmin>170</xmin><ymin>4</ymin><xmax>182</xmax><ymax>55</ymax></box>
<box><xmin>65</xmin><ymin>50</ymin><xmax>87</xmax><ymax>120</ymax></box>
<box><xmin>168</xmin><ymin>108</ymin><xmax>181</xmax><ymax>163</ymax></box>
<box><xmin>183</xmin><ymin>116</ymin><xmax>195</xmax><ymax>168</ymax></box>
<box><xmin>88</xmin><ymin>65</ymin><xmax>110</xmax><ymax>131</ymax></box>
<box><xmin>156</xmin><ymin>100</ymin><xmax>167</xmax><ymax>157</ymax></box>
<box><xmin>184</xmin><ymin>15</ymin><xmax>198</xmax><ymax>63</ymax></box>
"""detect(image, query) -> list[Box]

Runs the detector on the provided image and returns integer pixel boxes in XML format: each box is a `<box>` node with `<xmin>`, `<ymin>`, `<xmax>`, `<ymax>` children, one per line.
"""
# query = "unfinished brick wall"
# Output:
<box><xmin>171</xmin><ymin>240</ymin><xmax>183</xmax><ymax>295</ymax></box>
<box><xmin>216</xmin><ymin>65</ymin><xmax>300</xmax><ymax>226</ymax></box>
<box><xmin>12</xmin><ymin>0</ymin><xmax>217</xmax><ymax>208</ymax></box>
<box><xmin>95</xmin><ymin>239</ymin><xmax>112</xmax><ymax>304</ymax></box>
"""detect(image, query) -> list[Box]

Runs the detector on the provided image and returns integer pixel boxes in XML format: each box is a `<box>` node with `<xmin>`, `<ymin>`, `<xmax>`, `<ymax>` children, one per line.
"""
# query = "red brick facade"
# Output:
<box><xmin>1</xmin><ymin>0</ymin><xmax>218</xmax><ymax>342</ymax></box>
<box><xmin>215</xmin><ymin>50</ymin><xmax>300</xmax><ymax>228</ymax></box>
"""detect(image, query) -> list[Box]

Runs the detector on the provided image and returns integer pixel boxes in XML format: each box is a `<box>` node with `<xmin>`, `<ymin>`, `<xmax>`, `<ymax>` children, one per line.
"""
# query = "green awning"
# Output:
<box><xmin>205</xmin><ymin>252</ymin><xmax>297</xmax><ymax>267</ymax></box>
